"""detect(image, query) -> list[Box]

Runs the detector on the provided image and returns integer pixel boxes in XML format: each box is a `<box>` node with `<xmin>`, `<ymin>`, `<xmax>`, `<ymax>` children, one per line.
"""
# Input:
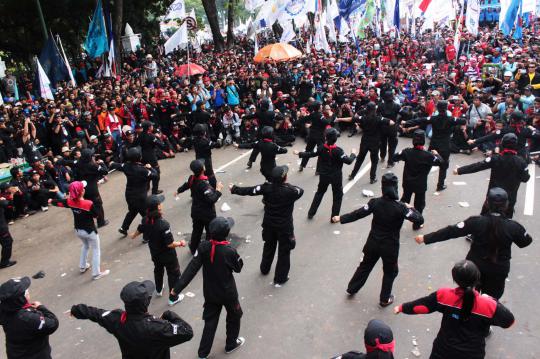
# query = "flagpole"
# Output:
<box><xmin>56</xmin><ymin>35</ymin><xmax>77</xmax><ymax>87</ymax></box>
<box><xmin>35</xmin><ymin>0</ymin><xmax>48</xmax><ymax>41</ymax></box>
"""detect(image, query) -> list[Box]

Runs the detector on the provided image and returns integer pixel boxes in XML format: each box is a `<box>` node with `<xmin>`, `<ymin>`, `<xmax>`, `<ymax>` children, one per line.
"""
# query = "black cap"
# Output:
<box><xmin>381</xmin><ymin>172</ymin><xmax>398</xmax><ymax>186</ymax></box>
<box><xmin>412</xmin><ymin>129</ymin><xmax>426</xmax><ymax>146</ymax></box>
<box><xmin>146</xmin><ymin>194</ymin><xmax>165</xmax><ymax>210</ymax></box>
<box><xmin>364</xmin><ymin>319</ymin><xmax>394</xmax><ymax>348</ymax></box>
<box><xmin>190</xmin><ymin>159</ymin><xmax>205</xmax><ymax>175</ymax></box>
<box><xmin>126</xmin><ymin>147</ymin><xmax>142</xmax><ymax>162</ymax></box>
<box><xmin>120</xmin><ymin>280</ymin><xmax>155</xmax><ymax>304</ymax></box>
<box><xmin>208</xmin><ymin>217</ymin><xmax>234</xmax><ymax>239</ymax></box>
<box><xmin>193</xmin><ymin>123</ymin><xmax>205</xmax><ymax>135</ymax></box>
<box><xmin>261</xmin><ymin>126</ymin><xmax>274</xmax><ymax>139</ymax></box>
<box><xmin>501</xmin><ymin>132</ymin><xmax>518</xmax><ymax>149</ymax></box>
<box><xmin>270</xmin><ymin>165</ymin><xmax>288</xmax><ymax>184</ymax></box>
<box><xmin>0</xmin><ymin>277</ymin><xmax>31</xmax><ymax>301</ymax></box>
<box><xmin>488</xmin><ymin>187</ymin><xmax>508</xmax><ymax>206</ymax></box>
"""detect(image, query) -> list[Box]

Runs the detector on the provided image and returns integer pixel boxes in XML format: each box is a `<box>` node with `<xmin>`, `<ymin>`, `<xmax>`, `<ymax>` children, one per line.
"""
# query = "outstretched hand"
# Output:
<box><xmin>415</xmin><ymin>235</ymin><xmax>424</xmax><ymax>244</ymax></box>
<box><xmin>331</xmin><ymin>216</ymin><xmax>340</xmax><ymax>223</ymax></box>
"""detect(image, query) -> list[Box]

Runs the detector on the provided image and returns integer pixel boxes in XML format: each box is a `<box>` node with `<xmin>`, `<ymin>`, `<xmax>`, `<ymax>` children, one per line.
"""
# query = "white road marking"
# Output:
<box><xmin>343</xmin><ymin>163</ymin><xmax>371</xmax><ymax>194</ymax></box>
<box><xmin>524</xmin><ymin>164</ymin><xmax>535</xmax><ymax>216</ymax></box>
<box><xmin>215</xmin><ymin>150</ymin><xmax>253</xmax><ymax>172</ymax></box>
<box><xmin>430</xmin><ymin>167</ymin><xmax>439</xmax><ymax>173</ymax></box>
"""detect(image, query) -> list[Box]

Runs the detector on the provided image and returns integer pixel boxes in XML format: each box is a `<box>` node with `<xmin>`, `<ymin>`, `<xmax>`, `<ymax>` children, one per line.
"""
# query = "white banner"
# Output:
<box><xmin>37</xmin><ymin>59</ymin><xmax>54</xmax><ymax>100</ymax></box>
<box><xmin>280</xmin><ymin>20</ymin><xmax>296</xmax><ymax>43</ymax></box>
<box><xmin>165</xmin><ymin>0</ymin><xmax>186</xmax><ymax>21</ymax></box>
<box><xmin>465</xmin><ymin>0</ymin><xmax>480</xmax><ymax>36</ymax></box>
<box><xmin>164</xmin><ymin>23</ymin><xmax>188</xmax><ymax>54</ymax></box>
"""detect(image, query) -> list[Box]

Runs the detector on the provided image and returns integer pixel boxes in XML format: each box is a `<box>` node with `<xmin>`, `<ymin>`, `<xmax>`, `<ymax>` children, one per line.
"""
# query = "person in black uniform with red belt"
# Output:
<box><xmin>171</xmin><ymin>217</ymin><xmax>245</xmax><ymax>359</ymax></box>
<box><xmin>331</xmin><ymin>319</ymin><xmax>395</xmax><ymax>359</ymax></box>
<box><xmin>131</xmin><ymin>195</ymin><xmax>187</xmax><ymax>306</ymax></box>
<box><xmin>230</xmin><ymin>165</ymin><xmax>304</xmax><ymax>286</ymax></box>
<box><xmin>454</xmin><ymin>133</ymin><xmax>530</xmax><ymax>218</ymax></box>
<box><xmin>0</xmin><ymin>276</ymin><xmax>59</xmax><ymax>359</ymax></box>
<box><xmin>394</xmin><ymin>260</ymin><xmax>515</xmax><ymax>359</ymax></box>
<box><xmin>235</xmin><ymin>126</ymin><xmax>287</xmax><ymax>182</ymax></box>
<box><xmin>392</xmin><ymin>129</ymin><xmax>444</xmax><ymax>229</ymax></box>
<box><xmin>111</xmin><ymin>147</ymin><xmax>158</xmax><ymax>236</ymax></box>
<box><xmin>332</xmin><ymin>173</ymin><xmax>423</xmax><ymax>306</ymax></box>
<box><xmin>415</xmin><ymin>187</ymin><xmax>532</xmax><ymax>300</ymax></box>
<box><xmin>192</xmin><ymin>123</ymin><xmax>221</xmax><ymax>188</ymax></box>
<box><xmin>70</xmin><ymin>280</ymin><xmax>193</xmax><ymax>359</ymax></box>
<box><xmin>138</xmin><ymin>121</ymin><xmax>165</xmax><ymax>194</ymax></box>
<box><xmin>175</xmin><ymin>160</ymin><xmax>223</xmax><ymax>254</ymax></box>
<box><xmin>298</xmin><ymin>101</ymin><xmax>333</xmax><ymax>173</ymax></box>
<box><xmin>296</xmin><ymin>128</ymin><xmax>356</xmax><ymax>220</ymax></box>
<box><xmin>378</xmin><ymin>91</ymin><xmax>401</xmax><ymax>168</ymax></box>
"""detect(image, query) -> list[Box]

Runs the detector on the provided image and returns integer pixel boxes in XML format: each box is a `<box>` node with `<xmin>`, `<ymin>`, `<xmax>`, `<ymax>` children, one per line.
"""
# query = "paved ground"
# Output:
<box><xmin>1</xmin><ymin>134</ymin><xmax>538</xmax><ymax>359</ymax></box>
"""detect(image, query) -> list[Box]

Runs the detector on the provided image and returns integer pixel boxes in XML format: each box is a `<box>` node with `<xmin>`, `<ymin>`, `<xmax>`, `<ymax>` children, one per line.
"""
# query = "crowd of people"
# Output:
<box><xmin>0</xmin><ymin>18</ymin><xmax>538</xmax><ymax>359</ymax></box>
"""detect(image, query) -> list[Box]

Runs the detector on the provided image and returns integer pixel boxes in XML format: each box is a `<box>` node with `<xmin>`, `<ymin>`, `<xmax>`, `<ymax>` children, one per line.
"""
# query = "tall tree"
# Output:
<box><xmin>113</xmin><ymin>0</ymin><xmax>123</xmax><ymax>61</ymax></box>
<box><xmin>226</xmin><ymin>0</ymin><xmax>235</xmax><ymax>47</ymax></box>
<box><xmin>201</xmin><ymin>0</ymin><xmax>225</xmax><ymax>51</ymax></box>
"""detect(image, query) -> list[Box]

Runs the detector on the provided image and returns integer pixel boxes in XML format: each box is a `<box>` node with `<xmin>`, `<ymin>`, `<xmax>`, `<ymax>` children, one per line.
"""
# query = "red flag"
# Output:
<box><xmin>418</xmin><ymin>0</ymin><xmax>432</xmax><ymax>12</ymax></box>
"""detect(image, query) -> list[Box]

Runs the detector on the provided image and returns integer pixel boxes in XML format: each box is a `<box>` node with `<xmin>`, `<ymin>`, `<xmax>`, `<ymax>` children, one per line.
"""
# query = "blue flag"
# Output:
<box><xmin>338</xmin><ymin>0</ymin><xmax>366</xmax><ymax>20</ymax></box>
<box><xmin>512</xmin><ymin>1</ymin><xmax>523</xmax><ymax>41</ymax></box>
<box><xmin>39</xmin><ymin>37</ymin><xmax>70</xmax><ymax>88</ymax></box>
<box><xmin>84</xmin><ymin>0</ymin><xmax>109</xmax><ymax>58</ymax></box>
<box><xmin>393</xmin><ymin>0</ymin><xmax>400</xmax><ymax>34</ymax></box>
<box><xmin>501</xmin><ymin>0</ymin><xmax>521</xmax><ymax>36</ymax></box>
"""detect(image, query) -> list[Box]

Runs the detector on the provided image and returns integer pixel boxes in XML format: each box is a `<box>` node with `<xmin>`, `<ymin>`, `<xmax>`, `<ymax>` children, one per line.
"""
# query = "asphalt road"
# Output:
<box><xmin>1</xmin><ymin>133</ymin><xmax>538</xmax><ymax>359</ymax></box>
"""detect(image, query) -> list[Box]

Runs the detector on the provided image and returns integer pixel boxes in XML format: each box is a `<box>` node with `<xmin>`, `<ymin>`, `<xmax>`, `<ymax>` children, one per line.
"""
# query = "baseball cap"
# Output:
<box><xmin>208</xmin><ymin>217</ymin><xmax>234</xmax><ymax>239</ymax></box>
<box><xmin>0</xmin><ymin>277</ymin><xmax>31</xmax><ymax>301</ymax></box>
<box><xmin>146</xmin><ymin>194</ymin><xmax>165</xmax><ymax>210</ymax></box>
<box><xmin>120</xmin><ymin>280</ymin><xmax>155</xmax><ymax>304</ymax></box>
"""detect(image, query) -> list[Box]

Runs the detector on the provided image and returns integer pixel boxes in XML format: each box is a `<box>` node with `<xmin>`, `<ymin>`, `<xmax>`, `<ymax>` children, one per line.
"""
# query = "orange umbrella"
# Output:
<box><xmin>174</xmin><ymin>63</ymin><xmax>206</xmax><ymax>77</ymax></box>
<box><xmin>253</xmin><ymin>43</ymin><xmax>303</xmax><ymax>63</ymax></box>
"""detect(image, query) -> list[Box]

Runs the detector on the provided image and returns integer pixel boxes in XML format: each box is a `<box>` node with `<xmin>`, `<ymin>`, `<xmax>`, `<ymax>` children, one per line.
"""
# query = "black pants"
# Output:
<box><xmin>300</xmin><ymin>137</ymin><xmax>323</xmax><ymax>171</ymax></box>
<box><xmin>468</xmin><ymin>255</ymin><xmax>509</xmax><ymax>300</ymax></box>
<box><xmin>153</xmin><ymin>256</ymin><xmax>181</xmax><ymax>301</ymax></box>
<box><xmin>401</xmin><ymin>188</ymin><xmax>426</xmax><ymax>213</ymax></box>
<box><xmin>0</xmin><ymin>232</ymin><xmax>13</xmax><ymax>265</ymax></box>
<box><xmin>347</xmin><ymin>241</ymin><xmax>398</xmax><ymax>302</ymax></box>
<box><xmin>351</xmin><ymin>143</ymin><xmax>379</xmax><ymax>180</ymax></box>
<box><xmin>199</xmin><ymin>300</ymin><xmax>243</xmax><ymax>358</ymax></box>
<box><xmin>89</xmin><ymin>195</ymin><xmax>106</xmax><ymax>226</ymax></box>
<box><xmin>191</xmin><ymin>218</ymin><xmax>211</xmax><ymax>254</ymax></box>
<box><xmin>261</xmin><ymin>226</ymin><xmax>294</xmax><ymax>284</ymax></box>
<box><xmin>379</xmin><ymin>133</ymin><xmax>398</xmax><ymax>164</ymax></box>
<box><xmin>430</xmin><ymin>147</ymin><xmax>449</xmax><ymax>188</ymax></box>
<box><xmin>151</xmin><ymin>165</ymin><xmax>160</xmax><ymax>194</ymax></box>
<box><xmin>308</xmin><ymin>175</ymin><xmax>343</xmax><ymax>218</ymax></box>
<box><xmin>121</xmin><ymin>197</ymin><xmax>146</xmax><ymax>231</ymax></box>
<box><xmin>201</xmin><ymin>157</ymin><xmax>217</xmax><ymax>188</ymax></box>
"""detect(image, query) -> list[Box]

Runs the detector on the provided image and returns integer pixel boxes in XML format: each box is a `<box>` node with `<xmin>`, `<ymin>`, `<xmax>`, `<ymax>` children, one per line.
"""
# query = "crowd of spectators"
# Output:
<box><xmin>1</xmin><ymin>22</ymin><xmax>539</xmax><ymax>225</ymax></box>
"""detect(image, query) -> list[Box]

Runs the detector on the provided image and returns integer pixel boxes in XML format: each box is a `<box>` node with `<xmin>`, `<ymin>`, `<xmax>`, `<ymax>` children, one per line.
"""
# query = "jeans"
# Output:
<box><xmin>75</xmin><ymin>229</ymin><xmax>101</xmax><ymax>277</ymax></box>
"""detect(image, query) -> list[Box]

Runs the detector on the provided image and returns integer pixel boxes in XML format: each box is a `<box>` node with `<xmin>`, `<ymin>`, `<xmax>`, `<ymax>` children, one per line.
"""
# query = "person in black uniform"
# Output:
<box><xmin>296</xmin><ymin>128</ymin><xmax>356</xmax><ymax>220</ymax></box>
<box><xmin>230</xmin><ymin>165</ymin><xmax>304</xmax><ymax>286</ymax></box>
<box><xmin>70</xmin><ymin>280</ymin><xmax>193</xmax><ymax>359</ymax></box>
<box><xmin>110</xmin><ymin>147</ymin><xmax>158</xmax><ymax>236</ymax></box>
<box><xmin>0</xmin><ymin>191</ymin><xmax>16</xmax><ymax>268</ymax></box>
<box><xmin>73</xmin><ymin>148</ymin><xmax>109</xmax><ymax>227</ymax></box>
<box><xmin>244</xmin><ymin>100</ymin><xmax>276</xmax><ymax>168</ymax></box>
<box><xmin>0</xmin><ymin>276</ymin><xmax>59</xmax><ymax>359</ymax></box>
<box><xmin>190</xmin><ymin>101</ymin><xmax>212</xmax><ymax>136</ymax></box>
<box><xmin>192</xmin><ymin>123</ymin><xmax>221</xmax><ymax>188</ymax></box>
<box><xmin>394</xmin><ymin>260</ymin><xmax>515</xmax><ymax>359</ymax></box>
<box><xmin>118</xmin><ymin>130</ymin><xmax>139</xmax><ymax>163</ymax></box>
<box><xmin>331</xmin><ymin>173</ymin><xmax>424</xmax><ymax>306</ymax></box>
<box><xmin>138</xmin><ymin>121</ymin><xmax>165</xmax><ymax>194</ymax></box>
<box><xmin>331</xmin><ymin>319</ymin><xmax>395</xmax><ymax>359</ymax></box>
<box><xmin>235</xmin><ymin>126</ymin><xmax>288</xmax><ymax>181</ymax></box>
<box><xmin>415</xmin><ymin>188</ymin><xmax>532</xmax><ymax>300</ymax></box>
<box><xmin>349</xmin><ymin>102</ymin><xmax>394</xmax><ymax>182</ymax></box>
<box><xmin>455</xmin><ymin>133</ymin><xmax>530</xmax><ymax>218</ymax></box>
<box><xmin>378</xmin><ymin>91</ymin><xmax>401</xmax><ymax>168</ymax></box>
<box><xmin>403</xmin><ymin>101</ymin><xmax>466</xmax><ymax>191</ymax></box>
<box><xmin>298</xmin><ymin>101</ymin><xmax>333</xmax><ymax>173</ymax></box>
<box><xmin>131</xmin><ymin>195</ymin><xmax>187</xmax><ymax>306</ymax></box>
<box><xmin>392</xmin><ymin>129</ymin><xmax>444</xmax><ymax>229</ymax></box>
<box><xmin>171</xmin><ymin>217</ymin><xmax>245</xmax><ymax>359</ymax></box>
<box><xmin>176</xmin><ymin>160</ymin><xmax>223</xmax><ymax>255</ymax></box>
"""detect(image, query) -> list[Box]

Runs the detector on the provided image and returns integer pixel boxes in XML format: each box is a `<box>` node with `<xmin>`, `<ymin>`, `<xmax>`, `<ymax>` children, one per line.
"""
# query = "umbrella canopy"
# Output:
<box><xmin>253</xmin><ymin>43</ymin><xmax>303</xmax><ymax>63</ymax></box>
<box><xmin>174</xmin><ymin>63</ymin><xmax>206</xmax><ymax>77</ymax></box>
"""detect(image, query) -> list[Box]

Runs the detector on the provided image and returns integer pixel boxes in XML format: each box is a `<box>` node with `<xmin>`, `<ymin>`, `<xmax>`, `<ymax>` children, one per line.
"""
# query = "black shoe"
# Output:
<box><xmin>152</xmin><ymin>189</ymin><xmax>163</xmax><ymax>195</ymax></box>
<box><xmin>315</xmin><ymin>172</ymin><xmax>320</xmax><ymax>176</ymax></box>
<box><xmin>436</xmin><ymin>184</ymin><xmax>447</xmax><ymax>191</ymax></box>
<box><xmin>225</xmin><ymin>337</ymin><xmax>246</xmax><ymax>354</ymax></box>
<box><xmin>307</xmin><ymin>213</ymin><xmax>314</xmax><ymax>219</ymax></box>
<box><xmin>97</xmin><ymin>220</ymin><xmax>110</xmax><ymax>228</ymax></box>
<box><xmin>465</xmin><ymin>234</ymin><xmax>474</xmax><ymax>242</ymax></box>
<box><xmin>386</xmin><ymin>162</ymin><xmax>395</xmax><ymax>168</ymax></box>
<box><xmin>370</xmin><ymin>178</ymin><xmax>378</xmax><ymax>184</ymax></box>
<box><xmin>118</xmin><ymin>228</ymin><xmax>128</xmax><ymax>236</ymax></box>
<box><xmin>348</xmin><ymin>173</ymin><xmax>355</xmax><ymax>180</ymax></box>
<box><xmin>346</xmin><ymin>289</ymin><xmax>355</xmax><ymax>296</ymax></box>
<box><xmin>380</xmin><ymin>157</ymin><xmax>386</xmax><ymax>163</ymax></box>
<box><xmin>298</xmin><ymin>166</ymin><xmax>304</xmax><ymax>172</ymax></box>
<box><xmin>246</xmin><ymin>161</ymin><xmax>252</xmax><ymax>169</ymax></box>
<box><xmin>348</xmin><ymin>131</ymin><xmax>357</xmax><ymax>137</ymax></box>
<box><xmin>379</xmin><ymin>294</ymin><xmax>395</xmax><ymax>307</ymax></box>
<box><xmin>0</xmin><ymin>260</ymin><xmax>17</xmax><ymax>269</ymax></box>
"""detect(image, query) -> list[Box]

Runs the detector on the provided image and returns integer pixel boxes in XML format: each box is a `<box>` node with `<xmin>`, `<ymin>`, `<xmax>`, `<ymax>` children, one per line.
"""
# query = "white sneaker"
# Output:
<box><xmin>92</xmin><ymin>270</ymin><xmax>110</xmax><ymax>280</ymax></box>
<box><xmin>41</xmin><ymin>206</ymin><xmax>49</xmax><ymax>212</ymax></box>
<box><xmin>168</xmin><ymin>293</ymin><xmax>184</xmax><ymax>306</ymax></box>
<box><xmin>154</xmin><ymin>289</ymin><xmax>163</xmax><ymax>297</ymax></box>
<box><xmin>80</xmin><ymin>262</ymin><xmax>90</xmax><ymax>273</ymax></box>
<box><xmin>225</xmin><ymin>337</ymin><xmax>246</xmax><ymax>354</ymax></box>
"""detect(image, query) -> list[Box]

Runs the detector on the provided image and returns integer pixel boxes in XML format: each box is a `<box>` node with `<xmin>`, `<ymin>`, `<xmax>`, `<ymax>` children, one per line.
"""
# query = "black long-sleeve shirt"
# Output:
<box><xmin>239</xmin><ymin>139</ymin><xmax>287</xmax><ymax>174</ymax></box>
<box><xmin>110</xmin><ymin>162</ymin><xmax>157</xmax><ymax>201</ymax></box>
<box><xmin>70</xmin><ymin>305</ymin><xmax>192</xmax><ymax>359</ymax></box>
<box><xmin>177</xmin><ymin>175</ymin><xmax>221</xmax><ymax>221</ymax></box>
<box><xmin>299</xmin><ymin>144</ymin><xmax>355</xmax><ymax>177</ymax></box>
<box><xmin>392</xmin><ymin>147</ymin><xmax>444</xmax><ymax>192</ymax></box>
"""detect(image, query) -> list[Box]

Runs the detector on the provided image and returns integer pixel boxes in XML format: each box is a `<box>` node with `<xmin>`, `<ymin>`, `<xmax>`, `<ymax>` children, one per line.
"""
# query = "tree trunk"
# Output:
<box><xmin>202</xmin><ymin>0</ymin><xmax>225</xmax><ymax>52</ymax></box>
<box><xmin>113</xmin><ymin>0</ymin><xmax>123</xmax><ymax>64</ymax></box>
<box><xmin>226</xmin><ymin>0</ymin><xmax>235</xmax><ymax>47</ymax></box>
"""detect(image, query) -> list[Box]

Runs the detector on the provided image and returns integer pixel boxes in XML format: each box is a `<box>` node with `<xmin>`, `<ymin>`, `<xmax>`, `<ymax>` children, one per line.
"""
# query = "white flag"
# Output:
<box><xmin>164</xmin><ymin>23</ymin><xmax>188</xmax><ymax>54</ymax></box>
<box><xmin>245</xmin><ymin>0</ymin><xmax>265</xmax><ymax>11</ymax></box>
<box><xmin>325</xmin><ymin>10</ymin><xmax>337</xmax><ymax>42</ymax></box>
<box><xmin>165</xmin><ymin>0</ymin><xmax>186</xmax><ymax>21</ymax></box>
<box><xmin>306</xmin><ymin>36</ymin><xmax>311</xmax><ymax>54</ymax></box>
<box><xmin>280</xmin><ymin>20</ymin><xmax>296</xmax><ymax>43</ymax></box>
<box><xmin>465</xmin><ymin>0</ymin><xmax>480</xmax><ymax>36</ymax></box>
<box><xmin>105</xmin><ymin>39</ymin><xmax>116</xmax><ymax>77</ymax></box>
<box><xmin>254</xmin><ymin>34</ymin><xmax>259</xmax><ymax>56</ymax></box>
<box><xmin>36</xmin><ymin>59</ymin><xmax>54</xmax><ymax>100</ymax></box>
<box><xmin>313</xmin><ymin>19</ymin><xmax>331</xmax><ymax>53</ymax></box>
<box><xmin>57</xmin><ymin>35</ymin><xmax>76</xmax><ymax>87</ymax></box>
<box><xmin>0</xmin><ymin>90</ymin><xmax>4</xmax><ymax>106</ymax></box>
